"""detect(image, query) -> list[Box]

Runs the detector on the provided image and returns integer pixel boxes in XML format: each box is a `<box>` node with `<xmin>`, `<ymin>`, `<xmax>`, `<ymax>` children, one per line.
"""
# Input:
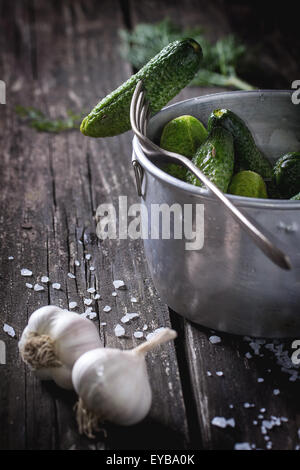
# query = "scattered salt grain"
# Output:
<box><xmin>216</xmin><ymin>371</ymin><xmax>223</xmax><ymax>377</ymax></box>
<box><xmin>244</xmin><ymin>402</ymin><xmax>255</xmax><ymax>408</ymax></box>
<box><xmin>112</xmin><ymin>292</ymin><xmax>117</xmax><ymax>297</ymax></box>
<box><xmin>69</xmin><ymin>302</ymin><xmax>77</xmax><ymax>309</ymax></box>
<box><xmin>207</xmin><ymin>371</ymin><xmax>212</xmax><ymax>377</ymax></box>
<box><xmin>68</xmin><ymin>273</ymin><xmax>76</xmax><ymax>279</ymax></box>
<box><xmin>209</xmin><ymin>335</ymin><xmax>221</xmax><ymax>344</ymax></box>
<box><xmin>257</xmin><ymin>378</ymin><xmax>264</xmax><ymax>383</ymax></box>
<box><xmin>266</xmin><ymin>441</ymin><xmax>272</xmax><ymax>450</ymax></box>
<box><xmin>121</xmin><ymin>313</ymin><xmax>139</xmax><ymax>324</ymax></box>
<box><xmin>100</xmin><ymin>322</ymin><xmax>107</xmax><ymax>326</ymax></box>
<box><xmin>260</xmin><ymin>408</ymin><xmax>266</xmax><ymax>413</ymax></box>
<box><xmin>25</xmin><ymin>283</ymin><xmax>33</xmax><ymax>289</ymax></box>
<box><xmin>130</xmin><ymin>297</ymin><xmax>138</xmax><ymax>303</ymax></box>
<box><xmin>75</xmin><ymin>260</ymin><xmax>80</xmax><ymax>266</ymax></box>
<box><xmin>211</xmin><ymin>417</ymin><xmax>235</xmax><ymax>429</ymax></box>
<box><xmin>34</xmin><ymin>284</ymin><xmax>44</xmax><ymax>292</ymax></box>
<box><xmin>87</xmin><ymin>287</ymin><xmax>96</xmax><ymax>294</ymax></box>
<box><xmin>8</xmin><ymin>256</ymin><xmax>14</xmax><ymax>260</ymax></box>
<box><xmin>146</xmin><ymin>327</ymin><xmax>166</xmax><ymax>341</ymax></box>
<box><xmin>89</xmin><ymin>266</ymin><xmax>95</xmax><ymax>271</ymax></box>
<box><xmin>273</xmin><ymin>389</ymin><xmax>280</xmax><ymax>396</ymax></box>
<box><xmin>88</xmin><ymin>311</ymin><xmax>97</xmax><ymax>320</ymax></box>
<box><xmin>143</xmin><ymin>324</ymin><xmax>148</xmax><ymax>331</ymax></box>
<box><xmin>114</xmin><ymin>324</ymin><xmax>125</xmax><ymax>337</ymax></box>
<box><xmin>41</xmin><ymin>276</ymin><xmax>49</xmax><ymax>283</ymax></box>
<box><xmin>21</xmin><ymin>268</ymin><xmax>32</xmax><ymax>277</ymax></box>
<box><xmin>52</xmin><ymin>283</ymin><xmax>61</xmax><ymax>290</ymax></box>
<box><xmin>229</xmin><ymin>404</ymin><xmax>234</xmax><ymax>409</ymax></box>
<box><xmin>84</xmin><ymin>298</ymin><xmax>93</xmax><ymax>306</ymax></box>
<box><xmin>113</xmin><ymin>280</ymin><xmax>126</xmax><ymax>290</ymax></box>
<box><xmin>93</xmin><ymin>294</ymin><xmax>101</xmax><ymax>300</ymax></box>
<box><xmin>3</xmin><ymin>323</ymin><xmax>15</xmax><ymax>337</ymax></box>
<box><xmin>245</xmin><ymin>352</ymin><xmax>252</xmax><ymax>359</ymax></box>
<box><xmin>134</xmin><ymin>331</ymin><xmax>143</xmax><ymax>339</ymax></box>
<box><xmin>253</xmin><ymin>420</ymin><xmax>258</xmax><ymax>425</ymax></box>
<box><xmin>103</xmin><ymin>305</ymin><xmax>111</xmax><ymax>313</ymax></box>
<box><xmin>85</xmin><ymin>254</ymin><xmax>91</xmax><ymax>260</ymax></box>
<box><xmin>234</xmin><ymin>443</ymin><xmax>252</xmax><ymax>450</ymax></box>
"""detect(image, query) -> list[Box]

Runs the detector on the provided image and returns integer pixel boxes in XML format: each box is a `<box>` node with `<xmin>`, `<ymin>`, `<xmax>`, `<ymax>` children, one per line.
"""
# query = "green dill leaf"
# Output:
<box><xmin>15</xmin><ymin>106</ymin><xmax>84</xmax><ymax>133</ymax></box>
<box><xmin>119</xmin><ymin>19</ymin><xmax>255</xmax><ymax>91</ymax></box>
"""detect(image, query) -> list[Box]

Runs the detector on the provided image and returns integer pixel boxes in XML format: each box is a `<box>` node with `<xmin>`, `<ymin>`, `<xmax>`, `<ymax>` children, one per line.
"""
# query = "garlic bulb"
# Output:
<box><xmin>19</xmin><ymin>305</ymin><xmax>102</xmax><ymax>389</ymax></box>
<box><xmin>72</xmin><ymin>327</ymin><xmax>177</xmax><ymax>437</ymax></box>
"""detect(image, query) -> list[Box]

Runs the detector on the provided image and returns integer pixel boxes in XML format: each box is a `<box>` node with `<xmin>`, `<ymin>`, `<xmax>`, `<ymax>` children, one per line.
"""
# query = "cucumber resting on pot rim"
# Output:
<box><xmin>80</xmin><ymin>39</ymin><xmax>203</xmax><ymax>138</ymax></box>
<box><xmin>273</xmin><ymin>151</ymin><xmax>300</xmax><ymax>199</ymax></box>
<box><xmin>228</xmin><ymin>170</ymin><xmax>268</xmax><ymax>199</ymax></box>
<box><xmin>207</xmin><ymin>108</ymin><xmax>273</xmax><ymax>180</ymax></box>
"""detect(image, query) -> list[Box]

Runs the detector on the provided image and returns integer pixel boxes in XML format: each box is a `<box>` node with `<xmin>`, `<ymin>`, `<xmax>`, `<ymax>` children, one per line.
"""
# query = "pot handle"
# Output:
<box><xmin>132</xmin><ymin>150</ymin><xmax>144</xmax><ymax>197</ymax></box>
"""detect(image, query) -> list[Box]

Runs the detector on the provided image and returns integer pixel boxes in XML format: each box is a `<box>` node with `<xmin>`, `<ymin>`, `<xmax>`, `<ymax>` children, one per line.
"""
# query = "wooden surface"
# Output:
<box><xmin>1</xmin><ymin>0</ymin><xmax>300</xmax><ymax>450</ymax></box>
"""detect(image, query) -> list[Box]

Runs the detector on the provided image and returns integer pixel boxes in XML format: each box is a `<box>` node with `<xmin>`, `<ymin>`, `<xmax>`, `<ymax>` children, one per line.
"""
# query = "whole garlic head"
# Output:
<box><xmin>72</xmin><ymin>327</ymin><xmax>177</xmax><ymax>437</ymax></box>
<box><xmin>19</xmin><ymin>305</ymin><xmax>102</xmax><ymax>389</ymax></box>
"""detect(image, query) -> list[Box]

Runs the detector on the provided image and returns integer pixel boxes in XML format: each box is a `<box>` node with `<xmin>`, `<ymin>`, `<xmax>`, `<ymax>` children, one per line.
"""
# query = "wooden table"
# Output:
<box><xmin>1</xmin><ymin>0</ymin><xmax>300</xmax><ymax>450</ymax></box>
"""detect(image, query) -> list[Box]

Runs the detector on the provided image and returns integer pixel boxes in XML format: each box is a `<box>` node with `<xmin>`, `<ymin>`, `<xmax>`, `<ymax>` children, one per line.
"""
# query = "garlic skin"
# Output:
<box><xmin>72</xmin><ymin>327</ymin><xmax>177</xmax><ymax>437</ymax></box>
<box><xmin>19</xmin><ymin>305</ymin><xmax>102</xmax><ymax>389</ymax></box>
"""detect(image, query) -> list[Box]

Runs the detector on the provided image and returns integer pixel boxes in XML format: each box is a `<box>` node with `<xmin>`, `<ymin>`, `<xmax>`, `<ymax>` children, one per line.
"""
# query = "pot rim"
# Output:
<box><xmin>132</xmin><ymin>90</ymin><xmax>300</xmax><ymax>210</ymax></box>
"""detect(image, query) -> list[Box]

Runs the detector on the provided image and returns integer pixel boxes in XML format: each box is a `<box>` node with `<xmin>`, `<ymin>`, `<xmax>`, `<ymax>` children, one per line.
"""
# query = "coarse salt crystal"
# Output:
<box><xmin>143</xmin><ymin>324</ymin><xmax>148</xmax><ymax>331</ymax></box>
<box><xmin>69</xmin><ymin>302</ymin><xmax>77</xmax><ymax>309</ymax></box>
<box><xmin>113</xmin><ymin>280</ymin><xmax>126</xmax><ymax>290</ymax></box>
<box><xmin>257</xmin><ymin>378</ymin><xmax>264</xmax><ymax>383</ymax></box>
<box><xmin>84</xmin><ymin>298</ymin><xmax>93</xmax><ymax>306</ymax></box>
<box><xmin>75</xmin><ymin>260</ymin><xmax>80</xmax><ymax>266</ymax></box>
<box><xmin>34</xmin><ymin>284</ymin><xmax>44</xmax><ymax>292</ymax></box>
<box><xmin>8</xmin><ymin>256</ymin><xmax>14</xmax><ymax>260</ymax></box>
<box><xmin>68</xmin><ymin>273</ymin><xmax>76</xmax><ymax>279</ymax></box>
<box><xmin>87</xmin><ymin>287</ymin><xmax>96</xmax><ymax>294</ymax></box>
<box><xmin>211</xmin><ymin>417</ymin><xmax>235</xmax><ymax>429</ymax></box>
<box><xmin>89</xmin><ymin>266</ymin><xmax>95</xmax><ymax>271</ymax></box>
<box><xmin>207</xmin><ymin>371</ymin><xmax>212</xmax><ymax>377</ymax></box>
<box><xmin>112</xmin><ymin>292</ymin><xmax>117</xmax><ymax>297</ymax></box>
<box><xmin>3</xmin><ymin>323</ymin><xmax>15</xmax><ymax>337</ymax></box>
<box><xmin>25</xmin><ymin>283</ymin><xmax>33</xmax><ymax>289</ymax></box>
<box><xmin>93</xmin><ymin>294</ymin><xmax>101</xmax><ymax>300</ymax></box>
<box><xmin>114</xmin><ymin>324</ymin><xmax>125</xmax><ymax>337</ymax></box>
<box><xmin>273</xmin><ymin>389</ymin><xmax>280</xmax><ymax>396</ymax></box>
<box><xmin>52</xmin><ymin>283</ymin><xmax>61</xmax><ymax>290</ymax></box>
<box><xmin>121</xmin><ymin>313</ymin><xmax>139</xmax><ymax>324</ymax></box>
<box><xmin>209</xmin><ymin>335</ymin><xmax>221</xmax><ymax>344</ymax></box>
<box><xmin>103</xmin><ymin>305</ymin><xmax>111</xmax><ymax>313</ymax></box>
<box><xmin>134</xmin><ymin>331</ymin><xmax>143</xmax><ymax>339</ymax></box>
<box><xmin>234</xmin><ymin>443</ymin><xmax>252</xmax><ymax>450</ymax></box>
<box><xmin>41</xmin><ymin>276</ymin><xmax>49</xmax><ymax>283</ymax></box>
<box><xmin>21</xmin><ymin>269</ymin><xmax>32</xmax><ymax>277</ymax></box>
<box><xmin>216</xmin><ymin>371</ymin><xmax>223</xmax><ymax>377</ymax></box>
<box><xmin>130</xmin><ymin>297</ymin><xmax>138</xmax><ymax>303</ymax></box>
<box><xmin>100</xmin><ymin>322</ymin><xmax>107</xmax><ymax>326</ymax></box>
<box><xmin>88</xmin><ymin>311</ymin><xmax>97</xmax><ymax>320</ymax></box>
<box><xmin>85</xmin><ymin>254</ymin><xmax>91</xmax><ymax>260</ymax></box>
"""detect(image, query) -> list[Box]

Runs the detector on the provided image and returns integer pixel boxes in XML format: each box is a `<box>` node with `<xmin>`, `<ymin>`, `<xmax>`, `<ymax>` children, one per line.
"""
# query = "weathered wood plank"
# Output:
<box><xmin>0</xmin><ymin>0</ymin><xmax>189</xmax><ymax>450</ymax></box>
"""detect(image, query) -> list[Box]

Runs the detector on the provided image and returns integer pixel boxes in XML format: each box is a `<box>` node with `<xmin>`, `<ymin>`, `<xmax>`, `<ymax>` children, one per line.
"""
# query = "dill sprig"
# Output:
<box><xmin>15</xmin><ymin>106</ymin><xmax>83</xmax><ymax>133</ymax></box>
<box><xmin>119</xmin><ymin>19</ymin><xmax>255</xmax><ymax>91</ymax></box>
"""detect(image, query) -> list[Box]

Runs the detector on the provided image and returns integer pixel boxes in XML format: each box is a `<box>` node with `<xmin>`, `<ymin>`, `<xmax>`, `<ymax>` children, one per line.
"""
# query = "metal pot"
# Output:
<box><xmin>132</xmin><ymin>90</ymin><xmax>300</xmax><ymax>337</ymax></box>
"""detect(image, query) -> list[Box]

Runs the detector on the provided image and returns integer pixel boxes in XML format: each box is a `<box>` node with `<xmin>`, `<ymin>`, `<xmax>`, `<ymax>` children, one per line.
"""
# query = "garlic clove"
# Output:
<box><xmin>72</xmin><ymin>327</ymin><xmax>177</xmax><ymax>437</ymax></box>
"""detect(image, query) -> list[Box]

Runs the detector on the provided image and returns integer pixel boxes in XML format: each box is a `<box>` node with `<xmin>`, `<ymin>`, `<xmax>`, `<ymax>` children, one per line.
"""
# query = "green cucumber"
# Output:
<box><xmin>186</xmin><ymin>126</ymin><xmax>234</xmax><ymax>192</ymax></box>
<box><xmin>81</xmin><ymin>39</ymin><xmax>203</xmax><ymax>138</ymax></box>
<box><xmin>207</xmin><ymin>109</ymin><xmax>273</xmax><ymax>180</ymax></box>
<box><xmin>273</xmin><ymin>151</ymin><xmax>300</xmax><ymax>199</ymax></box>
<box><xmin>160</xmin><ymin>115</ymin><xmax>208</xmax><ymax>181</ymax></box>
<box><xmin>228</xmin><ymin>170</ymin><xmax>268</xmax><ymax>198</ymax></box>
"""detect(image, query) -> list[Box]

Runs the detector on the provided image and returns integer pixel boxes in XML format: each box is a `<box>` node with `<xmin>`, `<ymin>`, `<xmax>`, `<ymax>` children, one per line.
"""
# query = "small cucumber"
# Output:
<box><xmin>186</xmin><ymin>127</ymin><xmax>234</xmax><ymax>192</ymax></box>
<box><xmin>273</xmin><ymin>152</ymin><xmax>300</xmax><ymax>199</ymax></box>
<box><xmin>160</xmin><ymin>115</ymin><xmax>208</xmax><ymax>181</ymax></box>
<box><xmin>228</xmin><ymin>171</ymin><xmax>268</xmax><ymax>199</ymax></box>
<box><xmin>81</xmin><ymin>39</ymin><xmax>203</xmax><ymax>138</ymax></box>
<box><xmin>207</xmin><ymin>109</ymin><xmax>273</xmax><ymax>180</ymax></box>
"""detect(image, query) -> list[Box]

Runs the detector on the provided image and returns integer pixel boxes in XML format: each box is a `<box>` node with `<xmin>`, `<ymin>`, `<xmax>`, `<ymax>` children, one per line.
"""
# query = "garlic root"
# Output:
<box><xmin>133</xmin><ymin>328</ymin><xmax>177</xmax><ymax>355</ymax></box>
<box><xmin>74</xmin><ymin>398</ymin><xmax>101</xmax><ymax>439</ymax></box>
<box><xmin>20</xmin><ymin>331</ymin><xmax>62</xmax><ymax>368</ymax></box>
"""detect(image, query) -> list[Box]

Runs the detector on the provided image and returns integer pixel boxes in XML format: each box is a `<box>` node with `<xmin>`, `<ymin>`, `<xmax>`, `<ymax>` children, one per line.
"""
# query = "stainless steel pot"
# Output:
<box><xmin>132</xmin><ymin>90</ymin><xmax>300</xmax><ymax>337</ymax></box>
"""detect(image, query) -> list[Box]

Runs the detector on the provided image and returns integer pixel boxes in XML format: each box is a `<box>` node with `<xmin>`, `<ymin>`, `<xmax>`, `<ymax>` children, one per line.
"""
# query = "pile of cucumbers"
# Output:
<box><xmin>160</xmin><ymin>110</ymin><xmax>300</xmax><ymax>200</ymax></box>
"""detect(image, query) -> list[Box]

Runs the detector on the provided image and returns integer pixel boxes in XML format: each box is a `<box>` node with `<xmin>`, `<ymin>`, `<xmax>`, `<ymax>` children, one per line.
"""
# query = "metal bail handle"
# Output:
<box><xmin>132</xmin><ymin>151</ymin><xmax>144</xmax><ymax>197</ymax></box>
